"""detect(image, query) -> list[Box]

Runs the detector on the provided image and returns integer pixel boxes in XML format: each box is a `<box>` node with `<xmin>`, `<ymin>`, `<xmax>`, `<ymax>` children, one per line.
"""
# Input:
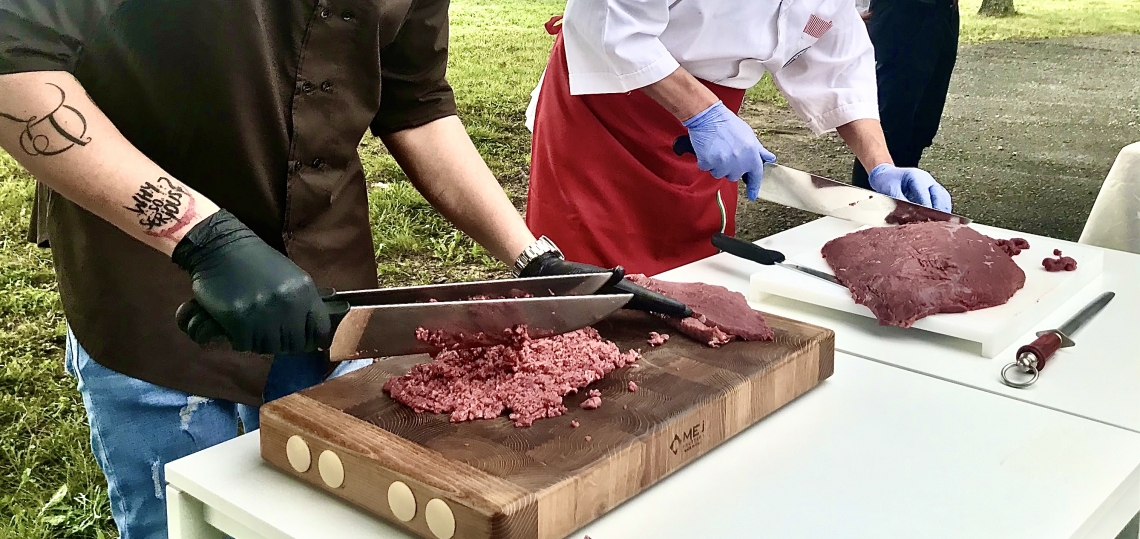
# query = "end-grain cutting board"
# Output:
<box><xmin>259</xmin><ymin>310</ymin><xmax>834</xmax><ymax>539</ymax></box>
<box><xmin>749</xmin><ymin>223</ymin><xmax>1104</xmax><ymax>358</ymax></box>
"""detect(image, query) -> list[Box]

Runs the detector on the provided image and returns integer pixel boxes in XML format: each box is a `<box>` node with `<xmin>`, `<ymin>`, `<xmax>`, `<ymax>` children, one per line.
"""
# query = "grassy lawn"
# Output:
<box><xmin>2</xmin><ymin>0</ymin><xmax>1137</xmax><ymax>537</ymax></box>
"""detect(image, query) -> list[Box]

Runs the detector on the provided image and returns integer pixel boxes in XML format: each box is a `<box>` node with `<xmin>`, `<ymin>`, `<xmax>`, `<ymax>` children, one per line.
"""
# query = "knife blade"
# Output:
<box><xmin>329</xmin><ymin>273</ymin><xmax>617</xmax><ymax>306</ymax></box>
<box><xmin>182</xmin><ymin>273</ymin><xmax>632</xmax><ymax>360</ymax></box>
<box><xmin>673</xmin><ymin>136</ymin><xmax>971</xmax><ymax>227</ymax></box>
<box><xmin>327</xmin><ymin>293</ymin><xmax>632</xmax><ymax>362</ymax></box>
<box><xmin>1001</xmin><ymin>291</ymin><xmax>1115</xmax><ymax>388</ymax></box>
<box><xmin>710</xmin><ymin>232</ymin><xmax>846</xmax><ymax>288</ymax></box>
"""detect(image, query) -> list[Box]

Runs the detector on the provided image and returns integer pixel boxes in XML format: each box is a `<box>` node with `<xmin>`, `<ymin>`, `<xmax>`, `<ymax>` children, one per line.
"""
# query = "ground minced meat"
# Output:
<box><xmin>995</xmin><ymin>237</ymin><xmax>1030</xmax><ymax>256</ymax></box>
<box><xmin>1043</xmin><ymin>249</ymin><xmax>1078</xmax><ymax>271</ymax></box>
<box><xmin>383</xmin><ymin>326</ymin><xmax>639</xmax><ymax>427</ymax></box>
<box><xmin>580</xmin><ymin>389</ymin><xmax>602</xmax><ymax>410</ymax></box>
<box><xmin>647</xmin><ymin>332</ymin><xmax>670</xmax><ymax>346</ymax></box>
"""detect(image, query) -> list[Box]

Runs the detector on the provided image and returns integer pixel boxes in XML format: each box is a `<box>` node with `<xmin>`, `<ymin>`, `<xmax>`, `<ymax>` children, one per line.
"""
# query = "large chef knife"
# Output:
<box><xmin>324</xmin><ymin>273</ymin><xmax>632</xmax><ymax>361</ymax></box>
<box><xmin>673</xmin><ymin>136</ymin><xmax>971</xmax><ymax>227</ymax></box>
<box><xmin>181</xmin><ymin>273</ymin><xmax>633</xmax><ymax>361</ymax></box>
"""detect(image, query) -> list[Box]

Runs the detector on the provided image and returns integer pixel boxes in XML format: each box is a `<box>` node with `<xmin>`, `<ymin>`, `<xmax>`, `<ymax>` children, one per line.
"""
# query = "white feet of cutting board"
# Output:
<box><xmin>749</xmin><ymin>224</ymin><xmax>1104</xmax><ymax>358</ymax></box>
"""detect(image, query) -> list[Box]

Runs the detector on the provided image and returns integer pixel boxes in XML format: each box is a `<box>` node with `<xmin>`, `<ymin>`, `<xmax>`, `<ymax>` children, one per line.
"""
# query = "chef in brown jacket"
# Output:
<box><xmin>0</xmin><ymin>2</ymin><xmax>687</xmax><ymax>537</ymax></box>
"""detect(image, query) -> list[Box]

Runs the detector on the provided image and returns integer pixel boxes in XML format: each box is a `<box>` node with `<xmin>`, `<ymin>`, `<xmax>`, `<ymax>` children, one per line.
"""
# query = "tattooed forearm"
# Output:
<box><xmin>0</xmin><ymin>83</ymin><xmax>92</xmax><ymax>156</ymax></box>
<box><xmin>124</xmin><ymin>177</ymin><xmax>199</xmax><ymax>239</ymax></box>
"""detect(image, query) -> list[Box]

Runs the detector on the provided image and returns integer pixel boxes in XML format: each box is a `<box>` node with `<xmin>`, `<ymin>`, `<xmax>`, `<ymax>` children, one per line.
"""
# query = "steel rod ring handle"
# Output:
<box><xmin>1001</xmin><ymin>361</ymin><xmax>1039</xmax><ymax>388</ymax></box>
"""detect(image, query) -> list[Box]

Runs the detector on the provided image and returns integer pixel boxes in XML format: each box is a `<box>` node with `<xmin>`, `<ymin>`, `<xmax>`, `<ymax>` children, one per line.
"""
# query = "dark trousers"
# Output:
<box><xmin>853</xmin><ymin>0</ymin><xmax>959</xmax><ymax>188</ymax></box>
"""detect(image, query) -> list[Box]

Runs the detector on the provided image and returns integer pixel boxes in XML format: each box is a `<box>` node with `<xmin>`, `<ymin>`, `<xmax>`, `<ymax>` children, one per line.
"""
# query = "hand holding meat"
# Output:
<box><xmin>172</xmin><ymin>210</ymin><xmax>332</xmax><ymax>354</ymax></box>
<box><xmin>868</xmin><ymin>164</ymin><xmax>953</xmax><ymax>212</ymax></box>
<box><xmin>682</xmin><ymin>101</ymin><xmax>777</xmax><ymax>201</ymax></box>
<box><xmin>519</xmin><ymin>253</ymin><xmax>692</xmax><ymax>318</ymax></box>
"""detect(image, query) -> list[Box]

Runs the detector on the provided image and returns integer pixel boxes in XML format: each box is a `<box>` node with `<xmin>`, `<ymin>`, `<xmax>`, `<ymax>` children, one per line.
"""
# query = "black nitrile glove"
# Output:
<box><xmin>171</xmin><ymin>210</ymin><xmax>331</xmax><ymax>354</ymax></box>
<box><xmin>519</xmin><ymin>253</ymin><xmax>693</xmax><ymax>318</ymax></box>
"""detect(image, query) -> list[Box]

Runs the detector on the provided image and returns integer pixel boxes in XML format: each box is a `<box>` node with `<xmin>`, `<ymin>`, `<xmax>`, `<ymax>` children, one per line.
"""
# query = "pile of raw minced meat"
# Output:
<box><xmin>383</xmin><ymin>276</ymin><xmax>774</xmax><ymax>427</ymax></box>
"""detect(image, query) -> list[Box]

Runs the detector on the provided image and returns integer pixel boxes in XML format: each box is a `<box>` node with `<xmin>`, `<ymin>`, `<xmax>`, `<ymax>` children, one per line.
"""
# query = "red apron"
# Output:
<box><xmin>526</xmin><ymin>20</ymin><xmax>746</xmax><ymax>277</ymax></box>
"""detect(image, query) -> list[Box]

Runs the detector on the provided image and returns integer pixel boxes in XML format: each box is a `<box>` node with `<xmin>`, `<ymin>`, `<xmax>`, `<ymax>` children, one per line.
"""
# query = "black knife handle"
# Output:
<box><xmin>319</xmin><ymin>289</ymin><xmax>351</xmax><ymax>344</ymax></box>
<box><xmin>611</xmin><ymin>279</ymin><xmax>693</xmax><ymax>318</ymax></box>
<box><xmin>176</xmin><ymin>290</ymin><xmax>349</xmax><ymax>351</ymax></box>
<box><xmin>673</xmin><ymin>135</ymin><xmax>753</xmax><ymax>185</ymax></box>
<box><xmin>711</xmin><ymin>232</ymin><xmax>786</xmax><ymax>265</ymax></box>
<box><xmin>672</xmin><ymin>135</ymin><xmax>695</xmax><ymax>157</ymax></box>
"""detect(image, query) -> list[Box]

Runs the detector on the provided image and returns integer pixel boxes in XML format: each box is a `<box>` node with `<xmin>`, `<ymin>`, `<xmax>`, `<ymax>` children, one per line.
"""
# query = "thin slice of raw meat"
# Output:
<box><xmin>821</xmin><ymin>222</ymin><xmax>1026</xmax><ymax>327</ymax></box>
<box><xmin>625</xmin><ymin>274</ymin><xmax>775</xmax><ymax>346</ymax></box>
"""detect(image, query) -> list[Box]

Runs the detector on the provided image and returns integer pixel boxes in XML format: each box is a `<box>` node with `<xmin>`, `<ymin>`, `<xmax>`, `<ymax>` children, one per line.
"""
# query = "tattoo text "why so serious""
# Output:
<box><xmin>124</xmin><ymin>178</ymin><xmax>198</xmax><ymax>240</ymax></box>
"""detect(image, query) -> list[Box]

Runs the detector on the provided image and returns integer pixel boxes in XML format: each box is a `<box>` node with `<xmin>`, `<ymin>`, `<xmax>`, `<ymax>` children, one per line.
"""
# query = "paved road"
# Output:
<box><xmin>736</xmin><ymin>34</ymin><xmax>1140</xmax><ymax>242</ymax></box>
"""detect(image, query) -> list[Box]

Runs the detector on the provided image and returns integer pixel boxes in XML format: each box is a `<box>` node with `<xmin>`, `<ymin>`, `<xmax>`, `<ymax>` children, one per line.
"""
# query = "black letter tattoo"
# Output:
<box><xmin>0</xmin><ymin>83</ymin><xmax>92</xmax><ymax>156</ymax></box>
<box><xmin>124</xmin><ymin>177</ymin><xmax>199</xmax><ymax>239</ymax></box>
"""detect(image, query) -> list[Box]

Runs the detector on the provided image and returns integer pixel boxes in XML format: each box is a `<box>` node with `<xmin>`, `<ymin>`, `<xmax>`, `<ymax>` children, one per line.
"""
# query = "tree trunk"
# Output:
<box><xmin>978</xmin><ymin>0</ymin><xmax>1016</xmax><ymax>17</ymax></box>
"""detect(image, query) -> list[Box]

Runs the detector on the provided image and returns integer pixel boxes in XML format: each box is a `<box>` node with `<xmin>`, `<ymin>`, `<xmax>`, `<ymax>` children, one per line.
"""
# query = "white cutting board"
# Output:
<box><xmin>748</xmin><ymin>223</ymin><xmax>1104</xmax><ymax>357</ymax></box>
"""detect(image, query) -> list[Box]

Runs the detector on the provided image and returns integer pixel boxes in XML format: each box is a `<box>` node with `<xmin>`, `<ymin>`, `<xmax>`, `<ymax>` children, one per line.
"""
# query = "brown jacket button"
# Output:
<box><xmin>342</xmin><ymin>10</ymin><xmax>355</xmax><ymax>21</ymax></box>
<box><xmin>301</xmin><ymin>81</ymin><xmax>315</xmax><ymax>94</ymax></box>
<box><xmin>311</xmin><ymin>158</ymin><xmax>323</xmax><ymax>168</ymax></box>
<box><xmin>320</xmin><ymin>81</ymin><xmax>332</xmax><ymax>92</ymax></box>
<box><xmin>320</xmin><ymin>7</ymin><xmax>331</xmax><ymax>18</ymax></box>
<box><xmin>292</xmin><ymin>161</ymin><xmax>303</xmax><ymax>172</ymax></box>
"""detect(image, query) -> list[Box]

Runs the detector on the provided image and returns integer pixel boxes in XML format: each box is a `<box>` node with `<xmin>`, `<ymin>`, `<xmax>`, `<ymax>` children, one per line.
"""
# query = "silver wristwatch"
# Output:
<box><xmin>513</xmin><ymin>236</ymin><xmax>564</xmax><ymax>275</ymax></box>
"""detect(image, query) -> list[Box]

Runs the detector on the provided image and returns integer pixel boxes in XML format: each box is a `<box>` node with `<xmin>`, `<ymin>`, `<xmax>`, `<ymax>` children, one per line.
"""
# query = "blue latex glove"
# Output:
<box><xmin>868</xmin><ymin>163</ymin><xmax>953</xmax><ymax>213</ymax></box>
<box><xmin>682</xmin><ymin>101</ymin><xmax>777</xmax><ymax>200</ymax></box>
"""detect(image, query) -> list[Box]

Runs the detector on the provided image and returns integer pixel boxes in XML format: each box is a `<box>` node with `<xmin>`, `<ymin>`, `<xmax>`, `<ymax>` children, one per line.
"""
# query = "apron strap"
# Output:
<box><xmin>544</xmin><ymin>15</ymin><xmax>564</xmax><ymax>35</ymax></box>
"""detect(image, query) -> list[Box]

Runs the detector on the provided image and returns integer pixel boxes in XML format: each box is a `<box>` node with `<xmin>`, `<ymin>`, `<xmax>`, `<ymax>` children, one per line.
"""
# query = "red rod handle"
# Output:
<box><xmin>1016</xmin><ymin>332</ymin><xmax>1063</xmax><ymax>371</ymax></box>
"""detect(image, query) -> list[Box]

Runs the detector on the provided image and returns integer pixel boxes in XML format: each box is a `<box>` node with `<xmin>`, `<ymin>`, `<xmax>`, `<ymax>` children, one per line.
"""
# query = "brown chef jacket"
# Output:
<box><xmin>0</xmin><ymin>0</ymin><xmax>457</xmax><ymax>405</ymax></box>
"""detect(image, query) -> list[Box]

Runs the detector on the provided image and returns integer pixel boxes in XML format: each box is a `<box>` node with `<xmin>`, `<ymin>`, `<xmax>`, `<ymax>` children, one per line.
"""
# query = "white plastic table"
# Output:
<box><xmin>165</xmin><ymin>353</ymin><xmax>1140</xmax><ymax>539</ymax></box>
<box><xmin>660</xmin><ymin>217</ymin><xmax>1140</xmax><ymax>433</ymax></box>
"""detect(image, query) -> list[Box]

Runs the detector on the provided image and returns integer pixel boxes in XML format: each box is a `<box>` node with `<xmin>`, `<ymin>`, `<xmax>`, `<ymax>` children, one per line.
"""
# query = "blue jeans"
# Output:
<box><xmin>63</xmin><ymin>327</ymin><xmax>371</xmax><ymax>539</ymax></box>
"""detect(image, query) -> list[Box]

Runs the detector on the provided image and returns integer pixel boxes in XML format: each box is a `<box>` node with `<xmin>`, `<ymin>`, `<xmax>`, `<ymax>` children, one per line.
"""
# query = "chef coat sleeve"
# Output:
<box><xmin>0</xmin><ymin>0</ymin><xmax>121</xmax><ymax>74</ymax></box>
<box><xmin>769</xmin><ymin>4</ymin><xmax>879</xmax><ymax>135</ymax></box>
<box><xmin>370</xmin><ymin>0</ymin><xmax>459</xmax><ymax>137</ymax></box>
<box><xmin>561</xmin><ymin>0</ymin><xmax>680</xmax><ymax>95</ymax></box>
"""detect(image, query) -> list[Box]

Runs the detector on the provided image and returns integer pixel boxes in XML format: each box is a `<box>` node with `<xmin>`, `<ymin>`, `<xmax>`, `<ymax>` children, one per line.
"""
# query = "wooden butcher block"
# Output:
<box><xmin>259</xmin><ymin>310</ymin><xmax>834</xmax><ymax>539</ymax></box>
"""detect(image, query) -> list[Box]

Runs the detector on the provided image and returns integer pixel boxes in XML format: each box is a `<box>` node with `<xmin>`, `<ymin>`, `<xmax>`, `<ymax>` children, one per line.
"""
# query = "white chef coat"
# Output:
<box><xmin>525</xmin><ymin>0</ymin><xmax>879</xmax><ymax>135</ymax></box>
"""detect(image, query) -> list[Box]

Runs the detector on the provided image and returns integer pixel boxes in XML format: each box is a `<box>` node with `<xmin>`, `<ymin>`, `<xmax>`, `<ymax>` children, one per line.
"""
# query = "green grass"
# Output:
<box><xmin>958</xmin><ymin>0</ymin><xmax>1140</xmax><ymax>43</ymax></box>
<box><xmin>1</xmin><ymin>0</ymin><xmax>1136</xmax><ymax>537</ymax></box>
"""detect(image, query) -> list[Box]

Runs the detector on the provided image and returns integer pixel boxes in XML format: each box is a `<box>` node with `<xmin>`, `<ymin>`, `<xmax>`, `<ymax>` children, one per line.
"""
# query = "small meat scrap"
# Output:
<box><xmin>580</xmin><ymin>389</ymin><xmax>602</xmax><ymax>410</ymax></box>
<box><xmin>584</xmin><ymin>435</ymin><xmax>592</xmax><ymax>442</ymax></box>
<box><xmin>647</xmin><ymin>332</ymin><xmax>670</xmax><ymax>346</ymax></box>
<box><xmin>384</xmin><ymin>326</ymin><xmax>640</xmax><ymax>427</ymax></box>
<box><xmin>995</xmin><ymin>237</ymin><xmax>1030</xmax><ymax>257</ymax></box>
<box><xmin>571</xmin><ymin>420</ymin><xmax>580</xmax><ymax>428</ymax></box>
<box><xmin>625</xmin><ymin>274</ymin><xmax>775</xmax><ymax>346</ymax></box>
<box><xmin>821</xmin><ymin>222</ymin><xmax>1026</xmax><ymax>327</ymax></box>
<box><xmin>627</xmin><ymin>381</ymin><xmax>639</xmax><ymax>392</ymax></box>
<box><xmin>1043</xmin><ymin>250</ymin><xmax>1078</xmax><ymax>272</ymax></box>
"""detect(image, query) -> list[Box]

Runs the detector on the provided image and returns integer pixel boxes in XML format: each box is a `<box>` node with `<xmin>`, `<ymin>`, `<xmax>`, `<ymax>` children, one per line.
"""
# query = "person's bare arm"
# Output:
<box><xmin>836</xmin><ymin>118</ymin><xmax>895</xmax><ymax>173</ymax></box>
<box><xmin>0</xmin><ymin>71</ymin><xmax>219</xmax><ymax>255</ymax></box>
<box><xmin>380</xmin><ymin>115</ymin><xmax>536</xmax><ymax>264</ymax></box>
<box><xmin>640</xmin><ymin>67</ymin><xmax>721</xmax><ymax>122</ymax></box>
